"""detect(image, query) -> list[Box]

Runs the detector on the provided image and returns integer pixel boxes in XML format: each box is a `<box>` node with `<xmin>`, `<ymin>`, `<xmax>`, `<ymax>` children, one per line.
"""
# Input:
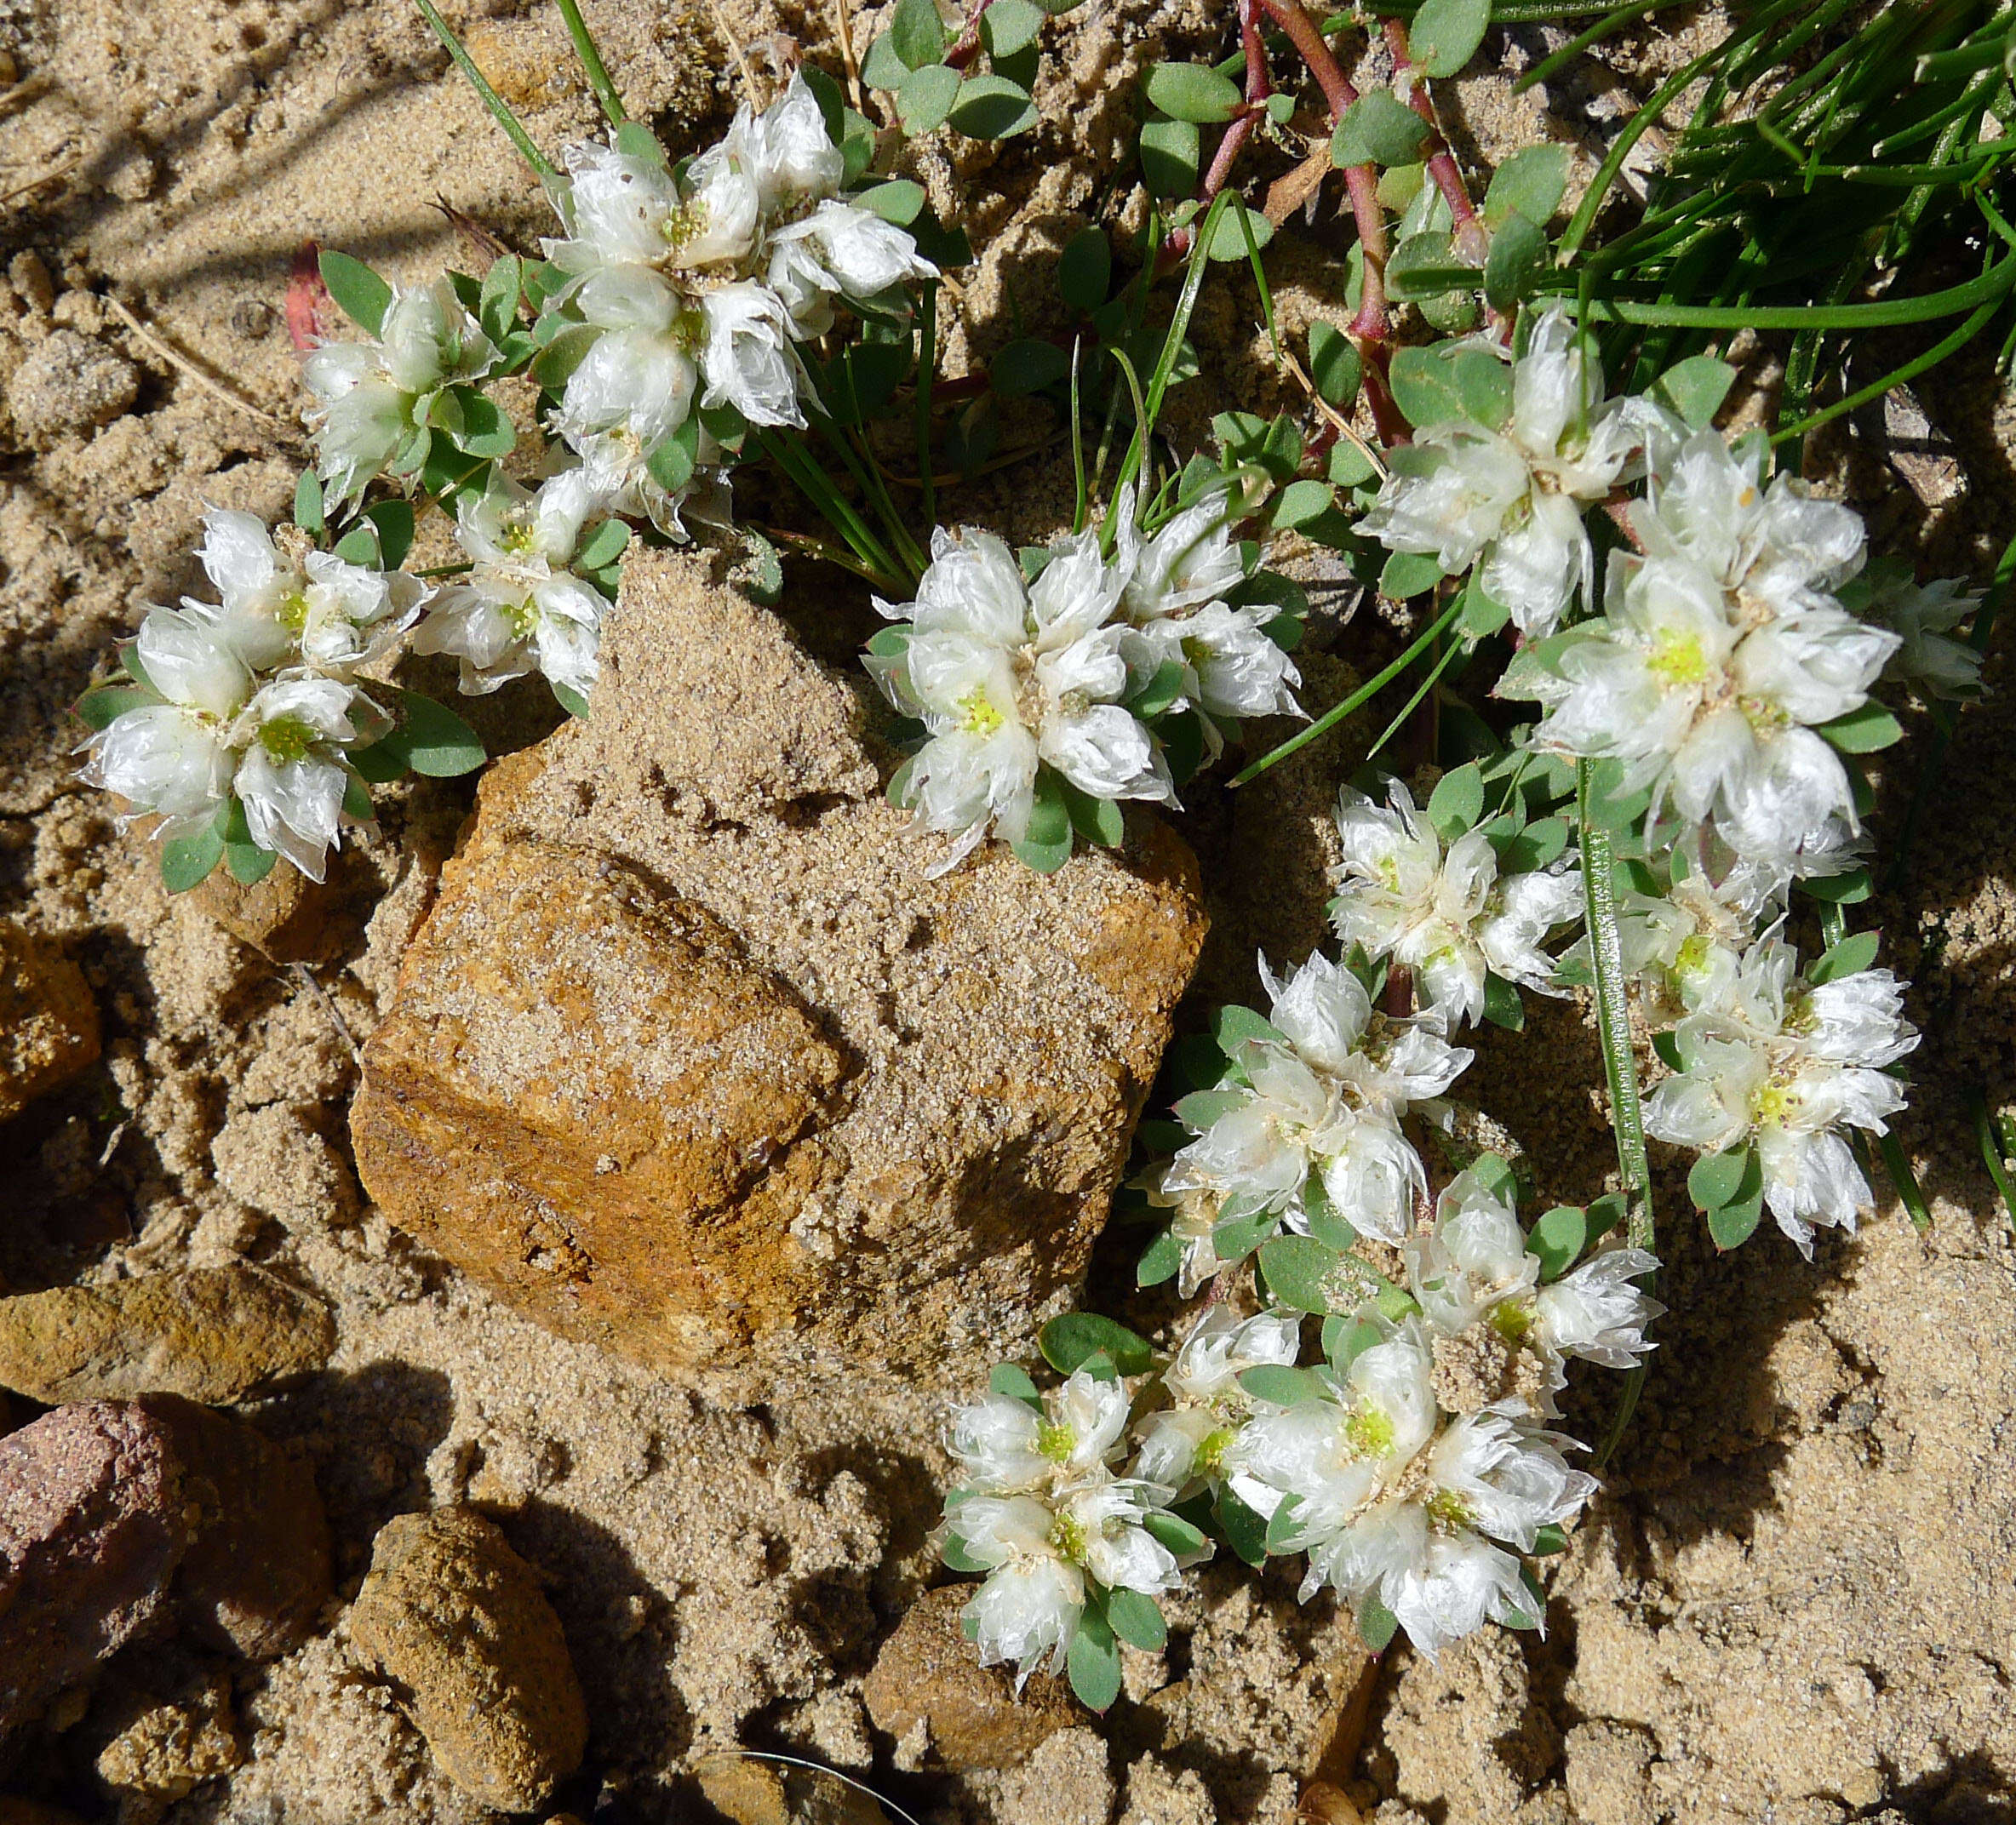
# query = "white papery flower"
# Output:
<box><xmin>1635</xmin><ymin>430</ymin><xmax>1864</xmax><ymax>620</ymax></box>
<box><xmin>948</xmin><ymin>1480</ymin><xmax>1180</xmax><ymax>1686</ymax></box>
<box><xmin>226</xmin><ymin>676</ymin><xmax>366</xmax><ymax>883</ymax></box>
<box><xmin>1223</xmin><ymin>1319</ymin><xmax>1440</xmax><ymax>1534</ymax></box>
<box><xmin>302</xmin><ymin>279</ymin><xmax>498</xmax><ymax>506</ymax></box>
<box><xmin>767</xmin><ymin>199</ymin><xmax>938</xmax><ymax>336</ymax></box>
<box><xmin>1359</xmin><ymin>303</ymin><xmax>1669</xmax><ymax>635</ymax></box>
<box><xmin>869</xmin><ymin>526</ymin><xmax>1175</xmax><ymax>873</ymax></box>
<box><xmin>554</xmin><ymin>324</ymin><xmax>700</xmax><ymax>453</ymax></box>
<box><xmin>698</xmin><ymin>281</ymin><xmax>804</xmax><ymax>426</ymax></box>
<box><xmin>1518</xmin><ymin>549</ymin><xmax>1898</xmax><ymax>864</ymax></box>
<box><xmin>1131</xmin><ymin>1307</ymin><xmax>1302</xmax><ymax>1497</ymax></box>
<box><xmin>1853</xmin><ymin>564</ymin><xmax>1984</xmax><ymax>701</ymax></box>
<box><xmin>1405</xmin><ymin>1165</ymin><xmax>1661</xmax><ymax>1393</ymax></box>
<box><xmin>1120</xmin><ymin>489</ymin><xmax>1250</xmax><ymax>623</ymax></box>
<box><xmin>1164</xmin><ymin>951</ymin><xmax>1469</xmax><ymax>1244</ymax></box>
<box><xmin>1331</xmin><ymin>778</ymin><xmax>1582</xmax><ymax>1030</ymax></box>
<box><xmin>948</xmin><ymin>1369</ymin><xmax>1131</xmax><ymax>1496</ymax></box>
<box><xmin>412</xmin><ymin>471</ymin><xmax>609</xmax><ymax>701</ymax></box>
<box><xmin>1642</xmin><ymin>935</ymin><xmax>1918</xmax><ymax>1253</ymax></box>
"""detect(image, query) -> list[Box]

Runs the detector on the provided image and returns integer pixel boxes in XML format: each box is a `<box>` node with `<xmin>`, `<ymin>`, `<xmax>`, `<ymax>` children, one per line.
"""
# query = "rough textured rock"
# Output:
<box><xmin>692</xmin><ymin>1754</ymin><xmax>891</xmax><ymax>1824</ymax></box>
<box><xmin>0</xmin><ymin>1396</ymin><xmax>330</xmax><ymax>1733</ymax></box>
<box><xmin>863</xmin><ymin>1585</ymin><xmax>1084</xmax><ymax>1770</ymax></box>
<box><xmin>347</xmin><ymin>1507</ymin><xmax>587</xmax><ymax>1812</ymax></box>
<box><xmin>210</xmin><ymin>1104</ymin><xmax>362</xmax><ymax>1233</ymax></box>
<box><xmin>351</xmin><ymin>549</ymin><xmax>1207</xmax><ymax>1388</ymax></box>
<box><xmin>0</xmin><ymin>1402</ymin><xmax>187</xmax><ymax>1734</ymax></box>
<box><xmin>0</xmin><ymin>921</ymin><xmax>100</xmax><ymax>1124</ymax></box>
<box><xmin>190</xmin><ymin>855</ymin><xmax>357</xmax><ymax>962</ymax></box>
<box><xmin>3</xmin><ymin>329</ymin><xmax>138</xmax><ymax>448</ymax></box>
<box><xmin>92</xmin><ymin>1657</ymin><xmax>243</xmax><ymax>1802</ymax></box>
<box><xmin>0</xmin><ymin>1267</ymin><xmax>334</xmax><ymax>1404</ymax></box>
<box><xmin>998</xmin><ymin>1725</ymin><xmax>1114</xmax><ymax>1825</ymax></box>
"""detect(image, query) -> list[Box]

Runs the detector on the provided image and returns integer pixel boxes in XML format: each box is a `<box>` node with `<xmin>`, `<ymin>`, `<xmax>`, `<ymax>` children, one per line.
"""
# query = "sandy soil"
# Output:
<box><xmin>3</xmin><ymin>0</ymin><xmax>2016</xmax><ymax>1820</ymax></box>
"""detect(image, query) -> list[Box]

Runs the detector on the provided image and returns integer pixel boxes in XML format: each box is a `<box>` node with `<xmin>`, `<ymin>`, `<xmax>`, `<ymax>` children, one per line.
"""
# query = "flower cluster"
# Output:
<box><xmin>1158</xmin><ymin>948</ymin><xmax>1470</xmax><ymax>1269</ymax></box>
<box><xmin>936</xmin><ymin>1367</ymin><xmax>1192</xmax><ymax>1688</ymax></box>
<box><xmin>1357</xmin><ymin>303</ymin><xmax>1671</xmax><ymax>638</ymax></box>
<box><xmin>867</xmin><ymin>495</ymin><xmax>1303</xmax><ymax>874</ymax></box>
<box><xmin>1330</xmin><ymin>775</ymin><xmax>1583</xmax><ymax>1032</ymax></box>
<box><xmin>941</xmin><ymin>1162</ymin><xmax>1660</xmax><ymax>1692</ymax></box>
<box><xmin>79</xmin><ymin>508</ymin><xmax>426</xmax><ymax>882</ymax></box>
<box><xmin>538</xmin><ymin>76</ymin><xmax>934</xmax><ymax>529</ymax></box>
<box><xmin>1643</xmin><ymin>934</ymin><xmax>1918</xmax><ymax>1252</ymax></box>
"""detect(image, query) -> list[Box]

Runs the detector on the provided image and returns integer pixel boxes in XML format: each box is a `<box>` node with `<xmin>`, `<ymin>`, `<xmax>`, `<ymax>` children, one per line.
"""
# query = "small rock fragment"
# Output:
<box><xmin>0</xmin><ymin>1267</ymin><xmax>335</xmax><ymax>1405</ymax></box>
<box><xmin>692</xmin><ymin>1754</ymin><xmax>890</xmax><ymax>1825</ymax></box>
<box><xmin>212</xmin><ymin>1104</ymin><xmax>360</xmax><ymax>1233</ymax></box>
<box><xmin>348</xmin><ymin>1507</ymin><xmax>587</xmax><ymax>1812</ymax></box>
<box><xmin>92</xmin><ymin>1657</ymin><xmax>243</xmax><ymax>1802</ymax></box>
<box><xmin>191</xmin><ymin>862</ymin><xmax>346</xmax><ymax>963</ymax></box>
<box><xmin>862</xmin><ymin>1586</ymin><xmax>1084</xmax><ymax>1770</ymax></box>
<box><xmin>3</xmin><ymin>329</ymin><xmax>138</xmax><ymax>447</ymax></box>
<box><xmin>998</xmin><ymin>1725</ymin><xmax>1114</xmax><ymax>1825</ymax></box>
<box><xmin>0</xmin><ymin>1402</ymin><xmax>186</xmax><ymax>1734</ymax></box>
<box><xmin>0</xmin><ymin>922</ymin><xmax>100</xmax><ymax>1124</ymax></box>
<box><xmin>165</xmin><ymin>1397</ymin><xmax>331</xmax><ymax>1659</ymax></box>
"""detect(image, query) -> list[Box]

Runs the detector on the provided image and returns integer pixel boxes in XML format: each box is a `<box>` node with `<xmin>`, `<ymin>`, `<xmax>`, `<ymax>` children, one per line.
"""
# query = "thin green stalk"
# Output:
<box><xmin>1970</xmin><ymin>1088</ymin><xmax>2016</xmax><ymax>1224</ymax></box>
<box><xmin>915</xmin><ymin>282</ymin><xmax>939</xmax><ymax>531</ymax></box>
<box><xmin>757</xmin><ymin>427</ymin><xmax>904</xmax><ymax>592</ymax></box>
<box><xmin>1773</xmin><ymin>298</ymin><xmax>2001</xmax><ymax>444</ymax></box>
<box><xmin>414</xmin><ymin>0</ymin><xmax>558</xmax><ymax>180</ymax></box>
<box><xmin>1878</xmin><ymin>1132</ymin><xmax>1933</xmax><ymax>1232</ymax></box>
<box><xmin>553</xmin><ymin>0</ymin><xmax>626</xmax><ymax>123</ymax></box>
<box><xmin>1515</xmin><ymin>0</ymin><xmax>1667</xmax><ymax>94</ymax></box>
<box><xmin>1363</xmin><ymin>626</ymin><xmax>1463</xmax><ymax>765</ymax></box>
<box><xmin>1114</xmin><ymin>191</ymin><xmax>1232</xmax><ymax>506</ymax></box>
<box><xmin>1579</xmin><ymin>760</ymin><xmax>1657</xmax><ymax>1466</ymax></box>
<box><xmin>1068</xmin><ymin>337</ymin><xmax>1089</xmax><ymax>536</ymax></box>
<box><xmin>1229</xmin><ymin>596</ymin><xmax>1463</xmax><ymax>785</ymax></box>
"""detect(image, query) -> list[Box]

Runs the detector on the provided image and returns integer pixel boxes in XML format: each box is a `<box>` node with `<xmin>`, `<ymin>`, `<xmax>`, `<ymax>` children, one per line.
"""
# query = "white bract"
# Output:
<box><xmin>303</xmin><ymin>278</ymin><xmax>499</xmax><ymax>506</ymax></box>
<box><xmin>541</xmin><ymin>76</ymin><xmax>933</xmax><ymax>511</ymax></box>
<box><xmin>1331</xmin><ymin>778</ymin><xmax>1583</xmax><ymax>1030</ymax></box>
<box><xmin>868</xmin><ymin>526</ymin><xmax>1176</xmax><ymax>873</ymax></box>
<box><xmin>412</xmin><ymin>470</ymin><xmax>610</xmax><ymax>701</ymax></box>
<box><xmin>1162</xmin><ymin>950</ymin><xmax>1470</xmax><ymax>1244</ymax></box>
<box><xmin>1852</xmin><ymin>561</ymin><xmax>1984</xmax><ymax>701</ymax></box>
<box><xmin>1405</xmin><ymin>1165</ymin><xmax>1662</xmax><ymax>1394</ymax></box>
<box><xmin>948</xmin><ymin>1369</ymin><xmax>1131</xmax><ymax>1496</ymax></box>
<box><xmin>1642</xmin><ymin>935</ymin><xmax>1919</xmax><ymax>1253</ymax></box>
<box><xmin>1131</xmin><ymin>1307</ymin><xmax>1303</xmax><ymax>1497</ymax></box>
<box><xmin>1358</xmin><ymin>303</ymin><xmax>1669</xmax><ymax>636</ymax></box>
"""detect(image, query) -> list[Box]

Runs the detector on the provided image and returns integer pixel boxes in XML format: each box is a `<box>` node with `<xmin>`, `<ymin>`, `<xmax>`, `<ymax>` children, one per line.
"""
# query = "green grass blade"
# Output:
<box><xmin>413</xmin><ymin>0</ymin><xmax>558</xmax><ymax>180</ymax></box>
<box><xmin>554</xmin><ymin>0</ymin><xmax>626</xmax><ymax>123</ymax></box>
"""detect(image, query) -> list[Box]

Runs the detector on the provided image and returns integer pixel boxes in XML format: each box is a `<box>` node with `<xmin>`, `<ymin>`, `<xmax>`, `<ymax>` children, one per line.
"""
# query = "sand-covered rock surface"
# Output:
<box><xmin>4</xmin><ymin>0</ymin><xmax>2016</xmax><ymax>1819</ymax></box>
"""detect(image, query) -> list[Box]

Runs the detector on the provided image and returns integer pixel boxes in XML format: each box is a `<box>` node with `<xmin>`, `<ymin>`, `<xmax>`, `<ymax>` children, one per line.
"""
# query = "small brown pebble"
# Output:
<box><xmin>0</xmin><ymin>922</ymin><xmax>100</xmax><ymax>1125</ymax></box>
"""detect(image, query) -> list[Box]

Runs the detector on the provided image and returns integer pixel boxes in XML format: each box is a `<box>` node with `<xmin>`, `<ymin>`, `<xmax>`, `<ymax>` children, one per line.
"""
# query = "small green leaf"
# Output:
<box><xmin>1260</xmin><ymin>1233</ymin><xmax>1403</xmax><ymax>1317</ymax></box>
<box><xmin>1707</xmin><ymin>1189</ymin><xmax>1764</xmax><ymax>1250</ymax></box>
<box><xmin>1145</xmin><ymin>60</ymin><xmax>1244</xmax><ymax>123</ymax></box>
<box><xmin>1068</xmin><ymin>1602</ymin><xmax>1123</xmax><ymax>1711</ymax></box>
<box><xmin>445</xmin><ymin>389</ymin><xmax>516</xmax><ymax>460</ymax></box>
<box><xmin>1131</xmin><ymin>658</ymin><xmax>1190</xmax><ymax>721</ymax></box>
<box><xmin>1688</xmin><ymin>1145</ymin><xmax>1756</xmax><ymax>1211</ymax></box>
<box><xmin>646</xmin><ymin>418</ymin><xmax>700</xmax><ymax>495</ymax></box>
<box><xmin>1380</xmin><ymin>550</ymin><xmax>1444</xmax><ymax>600</ymax></box>
<box><xmin>530</xmin><ymin>322</ymin><xmax>600</xmax><ymax>391</ymax></box>
<box><xmin>1483</xmin><ymin>211</ymin><xmax>1549</xmax><ymax>310</ymax></box>
<box><xmin>318</xmin><ymin>250</ymin><xmax>392</xmax><ymax>336</ymax></box>
<box><xmin>386</xmin><ymin>689</ymin><xmax>487</xmax><ymax>777</ymax></box>
<box><xmin>1023</xmin><ymin>766</ymin><xmax>1071</xmax><ymax>849</ymax></box>
<box><xmin>891</xmin><ymin>0</ymin><xmax>948</xmax><ymax>69</ymax></box>
<box><xmin>862</xmin><ymin>31</ymin><xmax>909</xmax><ymax>89</ymax></box>
<box><xmin>1216</xmin><ymin>1488</ymin><xmax>1269</xmax><ymax>1565</ymax></box>
<box><xmin>1039</xmin><ymin>1313</ymin><xmax>1155</xmax><ymax>1376</ymax></box>
<box><xmin>1323</xmin><ymin>1313</ymin><xmax>1386</xmax><ymax>1372</ymax></box>
<box><xmin>1483</xmin><ymin>144</ymin><xmax>1569</xmax><ymax>230</ymax></box>
<box><xmin>950</xmin><ymin>72</ymin><xmax>1040</xmax><ymax>137</ymax></box>
<box><xmin>1144</xmin><ymin>1511</ymin><xmax>1208</xmax><ymax>1557</ymax></box>
<box><xmin>989</xmin><ymin>1362</ymin><xmax>1042</xmax><ymax>1405</ymax></box>
<box><xmin>1809</xmin><ymin>929</ymin><xmax>1881</xmax><ymax>985</ymax></box>
<box><xmin>1584</xmin><ymin>1191</ymin><xmax>1627</xmax><ymax>1243</ymax></box>
<box><xmin>860</xmin><ymin>178</ymin><xmax>926</xmax><ymax>226</ymax></box>
<box><xmin>341</xmin><ymin>772</ymin><xmax>375</xmax><ymax>821</ymax></box>
<box><xmin>1238</xmin><ymin>1364</ymin><xmax>1328</xmax><ymax>1407</ymax></box>
<box><xmin>1060</xmin><ymin>225</ymin><xmax>1113</xmax><ymax>312</ymax></box>
<box><xmin>576</xmin><ymin>518</ymin><xmax>631</xmax><ymax>571</ymax></box>
<box><xmin>992</xmin><ymin>336</ymin><xmax>1069</xmax><ymax>398</ymax></box>
<box><xmin>1526</xmin><ymin>1204</ymin><xmax>1587</xmax><ymax>1280</ymax></box>
<box><xmin>897</xmin><ymin>61</ymin><xmax>962</xmax><ymax>133</ymax></box>
<box><xmin>1388</xmin><ymin>341</ymin><xmax>1509</xmax><ymax>430</ymax></box>
<box><xmin>1496</xmin><ymin>815</ymin><xmax>1568</xmax><ymax>872</ymax></box>
<box><xmin>1137</xmin><ymin>1227</ymin><xmax>1184</xmax><ymax>1287</ymax></box>
<box><xmin>478</xmin><ymin>255</ymin><xmax>523</xmax><ymax>344</ymax></box>
<box><xmin>331</xmin><ymin>523</ymin><xmax>381</xmax><ymax>567</ymax></box>
<box><xmin>1106</xmin><ymin>1588</ymin><xmax>1168</xmax><ymax>1651</ymax></box>
<box><xmin>1308</xmin><ymin>320</ymin><xmax>1361</xmax><ymax>408</ymax></box>
<box><xmin>225</xmin><ymin>837</ymin><xmax>278</xmax><ymax>885</ymax></box>
<box><xmin>1480</xmin><ymin>972</ymin><xmax>1526</xmax><ymax>1030</ymax></box>
<box><xmin>1532</xmin><ymin>1522</ymin><xmax>1569</xmax><ymax>1555</ymax></box>
<box><xmin>1799</xmin><ymin>866</ymin><xmax>1872</xmax><ymax>906</ymax></box>
<box><xmin>613</xmin><ymin>119</ymin><xmax>669</xmax><ymax>166</ymax></box>
<box><xmin>1427</xmin><ymin>761</ymin><xmax>1484</xmax><ymax>838</ymax></box>
<box><xmin>1818</xmin><ymin>701</ymin><xmax>1904</xmax><ymax>753</ymax></box>
<box><xmin>1410</xmin><ymin>0</ymin><xmax>1490</xmax><ymax>76</ymax></box>
<box><xmin>1269</xmin><ymin>478</ymin><xmax>1334</xmax><ymax>532</ymax></box>
<box><xmin>1140</xmin><ymin>116</ymin><xmax>1202</xmax><ymax>197</ymax></box>
<box><xmin>293</xmin><ymin>470</ymin><xmax>325</xmax><ymax>535</ymax></box>
<box><xmin>161</xmin><ymin>821</ymin><xmax>226</xmax><ymax>894</ymax></box>
<box><xmin>940</xmin><ymin>1532</ymin><xmax>991</xmax><ymax>1573</ymax></box>
<box><xmin>552</xmin><ymin>681</ymin><xmax>592</xmax><ymax>719</ymax></box>
<box><xmin>1358</xmin><ymin>1596</ymin><xmax>1400</xmax><ymax>1651</ymax></box>
<box><xmin>1175</xmin><ymin>1088</ymin><xmax>1247</xmax><ymax>1130</ymax></box>
<box><xmin>981</xmin><ymin>0</ymin><xmax>1046</xmax><ymax>57</ymax></box>
<box><xmin>1213</xmin><ymin>1004</ymin><xmax>1288</xmax><ymax>1056</ymax></box>
<box><xmin>1648</xmin><ymin>354</ymin><xmax>1738</xmax><ymax>430</ymax></box>
<box><xmin>1331</xmin><ymin>92</ymin><xmax>1429</xmax><ymax>168</ymax></box>
<box><xmin>364</xmin><ymin>499</ymin><xmax>415</xmax><ymax>569</ymax></box>
<box><xmin>74</xmin><ymin>685</ymin><xmax>154</xmax><ymax>729</ymax></box>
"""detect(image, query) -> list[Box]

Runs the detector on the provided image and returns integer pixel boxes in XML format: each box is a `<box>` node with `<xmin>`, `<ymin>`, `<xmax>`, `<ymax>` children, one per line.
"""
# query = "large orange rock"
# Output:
<box><xmin>352</xmin><ymin>549</ymin><xmax>1206</xmax><ymax>1389</ymax></box>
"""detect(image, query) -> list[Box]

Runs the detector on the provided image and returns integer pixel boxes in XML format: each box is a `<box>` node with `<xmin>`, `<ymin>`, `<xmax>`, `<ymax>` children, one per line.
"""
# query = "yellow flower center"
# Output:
<box><xmin>1036</xmin><ymin>1419</ymin><xmax>1075</xmax><ymax>1464</ymax></box>
<box><xmin>958</xmin><ymin>688</ymin><xmax>1005</xmax><ymax>737</ymax></box>
<box><xmin>258</xmin><ymin>715</ymin><xmax>317</xmax><ymax>765</ymax></box>
<box><xmin>1647</xmin><ymin>626</ymin><xmax>1713</xmax><ymax>689</ymax></box>
<box><xmin>1048</xmin><ymin>1510</ymin><xmax>1088</xmax><ymax>1561</ymax></box>
<box><xmin>1424</xmin><ymin>1487</ymin><xmax>1475</xmax><ymax>1533</ymax></box>
<box><xmin>1346</xmin><ymin>1407</ymin><xmax>1395</xmax><ymax>1456</ymax></box>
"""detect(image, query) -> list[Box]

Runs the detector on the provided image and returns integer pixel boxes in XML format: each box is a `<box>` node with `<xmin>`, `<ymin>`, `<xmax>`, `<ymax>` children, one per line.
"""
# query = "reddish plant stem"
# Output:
<box><xmin>1382</xmin><ymin>18</ymin><xmax>1486</xmax><ymax>260</ymax></box>
<box><xmin>942</xmin><ymin>0</ymin><xmax>992</xmax><ymax>70</ymax></box>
